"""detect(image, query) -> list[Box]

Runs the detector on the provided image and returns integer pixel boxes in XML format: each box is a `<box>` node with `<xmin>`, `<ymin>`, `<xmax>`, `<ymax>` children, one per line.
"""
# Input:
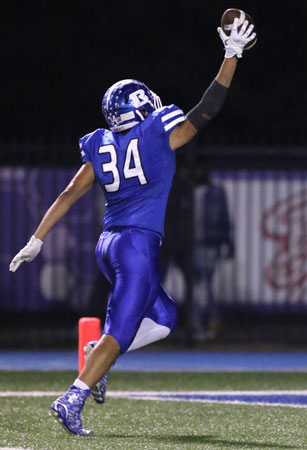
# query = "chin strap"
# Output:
<box><xmin>135</xmin><ymin>110</ymin><xmax>145</xmax><ymax>121</ymax></box>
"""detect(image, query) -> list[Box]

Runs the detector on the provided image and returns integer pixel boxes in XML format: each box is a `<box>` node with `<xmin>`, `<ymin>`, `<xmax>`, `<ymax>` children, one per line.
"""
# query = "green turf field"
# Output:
<box><xmin>1</xmin><ymin>371</ymin><xmax>307</xmax><ymax>449</ymax></box>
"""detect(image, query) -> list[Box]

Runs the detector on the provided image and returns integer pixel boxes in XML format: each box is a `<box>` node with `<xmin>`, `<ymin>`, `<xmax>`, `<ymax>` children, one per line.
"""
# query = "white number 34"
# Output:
<box><xmin>98</xmin><ymin>138</ymin><xmax>147</xmax><ymax>192</ymax></box>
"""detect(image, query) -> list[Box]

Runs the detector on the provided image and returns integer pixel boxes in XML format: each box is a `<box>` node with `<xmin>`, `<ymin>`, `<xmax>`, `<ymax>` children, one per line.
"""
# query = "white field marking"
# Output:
<box><xmin>1</xmin><ymin>390</ymin><xmax>307</xmax><ymax>410</ymax></box>
<box><xmin>107</xmin><ymin>390</ymin><xmax>307</xmax><ymax>396</ymax></box>
<box><xmin>2</xmin><ymin>389</ymin><xmax>307</xmax><ymax>398</ymax></box>
<box><xmin>117</xmin><ymin>397</ymin><xmax>307</xmax><ymax>409</ymax></box>
<box><xmin>109</xmin><ymin>390</ymin><xmax>307</xmax><ymax>409</ymax></box>
<box><xmin>0</xmin><ymin>391</ymin><xmax>64</xmax><ymax>397</ymax></box>
<box><xmin>0</xmin><ymin>447</ymin><xmax>32</xmax><ymax>450</ymax></box>
<box><xmin>4</xmin><ymin>389</ymin><xmax>307</xmax><ymax>410</ymax></box>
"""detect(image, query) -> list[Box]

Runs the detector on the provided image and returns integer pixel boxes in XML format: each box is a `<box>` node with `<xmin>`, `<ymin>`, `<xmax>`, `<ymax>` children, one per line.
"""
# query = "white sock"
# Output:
<box><xmin>73</xmin><ymin>378</ymin><xmax>90</xmax><ymax>390</ymax></box>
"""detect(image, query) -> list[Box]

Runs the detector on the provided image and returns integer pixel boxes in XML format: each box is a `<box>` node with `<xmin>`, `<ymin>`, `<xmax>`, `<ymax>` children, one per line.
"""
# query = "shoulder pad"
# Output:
<box><xmin>152</xmin><ymin>105</ymin><xmax>185</xmax><ymax>135</ymax></box>
<box><xmin>79</xmin><ymin>129</ymin><xmax>104</xmax><ymax>163</ymax></box>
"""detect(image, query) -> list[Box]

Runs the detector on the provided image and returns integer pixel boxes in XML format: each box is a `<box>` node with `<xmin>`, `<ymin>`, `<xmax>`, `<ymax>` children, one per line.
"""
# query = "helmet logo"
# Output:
<box><xmin>129</xmin><ymin>89</ymin><xmax>149</xmax><ymax>108</ymax></box>
<box><xmin>102</xmin><ymin>80</ymin><xmax>157</xmax><ymax>132</ymax></box>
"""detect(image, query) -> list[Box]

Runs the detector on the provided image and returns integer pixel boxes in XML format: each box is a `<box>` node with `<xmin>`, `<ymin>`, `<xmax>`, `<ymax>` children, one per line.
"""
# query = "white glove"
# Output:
<box><xmin>217</xmin><ymin>18</ymin><xmax>256</xmax><ymax>58</ymax></box>
<box><xmin>9</xmin><ymin>235</ymin><xmax>43</xmax><ymax>272</ymax></box>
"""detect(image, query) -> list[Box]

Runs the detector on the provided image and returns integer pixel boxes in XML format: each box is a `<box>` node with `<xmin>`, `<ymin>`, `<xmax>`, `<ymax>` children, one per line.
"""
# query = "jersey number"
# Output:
<box><xmin>98</xmin><ymin>139</ymin><xmax>147</xmax><ymax>192</ymax></box>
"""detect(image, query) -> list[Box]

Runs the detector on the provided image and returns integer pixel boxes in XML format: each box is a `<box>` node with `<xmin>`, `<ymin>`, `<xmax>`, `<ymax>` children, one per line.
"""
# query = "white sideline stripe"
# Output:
<box><xmin>161</xmin><ymin>109</ymin><xmax>184</xmax><ymax>122</ymax></box>
<box><xmin>164</xmin><ymin>116</ymin><xmax>185</xmax><ymax>132</ymax></box>
<box><xmin>2</xmin><ymin>390</ymin><xmax>307</xmax><ymax>409</ymax></box>
<box><xmin>0</xmin><ymin>391</ymin><xmax>64</xmax><ymax>397</ymax></box>
<box><xmin>120</xmin><ymin>397</ymin><xmax>307</xmax><ymax>409</ymax></box>
<box><xmin>111</xmin><ymin>390</ymin><xmax>307</xmax><ymax>409</ymax></box>
<box><xmin>111</xmin><ymin>389</ymin><xmax>307</xmax><ymax>395</ymax></box>
<box><xmin>0</xmin><ymin>447</ymin><xmax>32</xmax><ymax>450</ymax></box>
<box><xmin>2</xmin><ymin>389</ymin><xmax>307</xmax><ymax>397</ymax></box>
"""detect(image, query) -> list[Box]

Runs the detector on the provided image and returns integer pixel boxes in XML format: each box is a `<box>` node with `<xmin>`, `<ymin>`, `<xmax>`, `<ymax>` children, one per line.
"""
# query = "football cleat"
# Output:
<box><xmin>102</xmin><ymin>79</ymin><xmax>162</xmax><ymax>132</ymax></box>
<box><xmin>84</xmin><ymin>340</ymin><xmax>109</xmax><ymax>405</ymax></box>
<box><xmin>49</xmin><ymin>385</ymin><xmax>92</xmax><ymax>436</ymax></box>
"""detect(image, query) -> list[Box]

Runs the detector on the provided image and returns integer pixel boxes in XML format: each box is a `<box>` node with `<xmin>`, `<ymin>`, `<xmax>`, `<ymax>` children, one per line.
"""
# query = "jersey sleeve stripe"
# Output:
<box><xmin>161</xmin><ymin>109</ymin><xmax>184</xmax><ymax>123</ymax></box>
<box><xmin>164</xmin><ymin>116</ymin><xmax>185</xmax><ymax>132</ymax></box>
<box><xmin>81</xmin><ymin>150</ymin><xmax>86</xmax><ymax>158</ymax></box>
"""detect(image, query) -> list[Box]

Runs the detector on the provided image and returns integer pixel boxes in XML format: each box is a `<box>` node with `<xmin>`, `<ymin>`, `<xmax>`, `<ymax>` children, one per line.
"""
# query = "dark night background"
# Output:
<box><xmin>2</xmin><ymin>0</ymin><xmax>307</xmax><ymax>154</ymax></box>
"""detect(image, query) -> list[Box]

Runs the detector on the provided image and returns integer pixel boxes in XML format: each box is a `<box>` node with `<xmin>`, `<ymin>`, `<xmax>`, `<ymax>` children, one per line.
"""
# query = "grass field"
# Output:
<box><xmin>1</xmin><ymin>371</ymin><xmax>307</xmax><ymax>449</ymax></box>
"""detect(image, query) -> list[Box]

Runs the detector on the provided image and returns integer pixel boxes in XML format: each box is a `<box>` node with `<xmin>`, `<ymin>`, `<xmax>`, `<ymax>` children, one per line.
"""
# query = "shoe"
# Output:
<box><xmin>49</xmin><ymin>385</ymin><xmax>92</xmax><ymax>436</ymax></box>
<box><xmin>84</xmin><ymin>340</ymin><xmax>109</xmax><ymax>404</ymax></box>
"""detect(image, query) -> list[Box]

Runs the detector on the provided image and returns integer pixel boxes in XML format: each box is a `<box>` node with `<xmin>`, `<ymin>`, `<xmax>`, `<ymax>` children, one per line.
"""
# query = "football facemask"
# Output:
<box><xmin>102</xmin><ymin>79</ymin><xmax>162</xmax><ymax>132</ymax></box>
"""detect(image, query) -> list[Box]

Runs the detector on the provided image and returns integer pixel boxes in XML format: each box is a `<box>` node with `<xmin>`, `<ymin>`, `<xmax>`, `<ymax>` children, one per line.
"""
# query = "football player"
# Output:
<box><xmin>9</xmin><ymin>19</ymin><xmax>256</xmax><ymax>436</ymax></box>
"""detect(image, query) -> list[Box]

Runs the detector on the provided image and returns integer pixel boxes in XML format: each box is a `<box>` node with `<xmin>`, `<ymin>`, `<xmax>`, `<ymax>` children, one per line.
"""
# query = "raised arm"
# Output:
<box><xmin>169</xmin><ymin>18</ymin><xmax>256</xmax><ymax>151</ymax></box>
<box><xmin>9</xmin><ymin>162</ymin><xmax>95</xmax><ymax>272</ymax></box>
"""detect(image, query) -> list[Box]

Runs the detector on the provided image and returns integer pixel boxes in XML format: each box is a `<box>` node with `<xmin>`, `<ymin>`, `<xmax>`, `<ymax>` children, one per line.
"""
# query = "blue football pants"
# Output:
<box><xmin>95</xmin><ymin>227</ymin><xmax>177</xmax><ymax>352</ymax></box>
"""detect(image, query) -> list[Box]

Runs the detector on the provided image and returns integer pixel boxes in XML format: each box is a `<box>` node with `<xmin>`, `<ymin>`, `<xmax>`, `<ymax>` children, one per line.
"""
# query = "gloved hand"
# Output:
<box><xmin>217</xmin><ymin>18</ymin><xmax>256</xmax><ymax>58</ymax></box>
<box><xmin>9</xmin><ymin>235</ymin><xmax>43</xmax><ymax>272</ymax></box>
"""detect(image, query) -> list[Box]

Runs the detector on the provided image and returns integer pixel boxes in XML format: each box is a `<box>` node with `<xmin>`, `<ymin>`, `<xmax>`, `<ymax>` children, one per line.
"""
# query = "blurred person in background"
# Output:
<box><xmin>193</xmin><ymin>163</ymin><xmax>234</xmax><ymax>341</ymax></box>
<box><xmin>161</xmin><ymin>158</ymin><xmax>190</xmax><ymax>308</ymax></box>
<box><xmin>9</xmin><ymin>19</ymin><xmax>255</xmax><ymax>436</ymax></box>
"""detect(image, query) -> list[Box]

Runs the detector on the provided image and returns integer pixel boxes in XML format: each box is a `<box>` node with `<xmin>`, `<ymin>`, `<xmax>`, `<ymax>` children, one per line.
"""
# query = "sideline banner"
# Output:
<box><xmin>211</xmin><ymin>170</ymin><xmax>307</xmax><ymax>308</ymax></box>
<box><xmin>1</xmin><ymin>167</ymin><xmax>105</xmax><ymax>312</ymax></box>
<box><xmin>164</xmin><ymin>170</ymin><xmax>307</xmax><ymax>310</ymax></box>
<box><xmin>1</xmin><ymin>168</ymin><xmax>307</xmax><ymax>311</ymax></box>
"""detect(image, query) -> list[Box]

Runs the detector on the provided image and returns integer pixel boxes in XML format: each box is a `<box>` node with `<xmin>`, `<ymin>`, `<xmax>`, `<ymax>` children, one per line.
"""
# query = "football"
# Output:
<box><xmin>221</xmin><ymin>8</ymin><xmax>257</xmax><ymax>50</ymax></box>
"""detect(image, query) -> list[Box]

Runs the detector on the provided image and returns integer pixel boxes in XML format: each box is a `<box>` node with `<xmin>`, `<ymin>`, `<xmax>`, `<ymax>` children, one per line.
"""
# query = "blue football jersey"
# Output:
<box><xmin>79</xmin><ymin>105</ymin><xmax>185</xmax><ymax>235</ymax></box>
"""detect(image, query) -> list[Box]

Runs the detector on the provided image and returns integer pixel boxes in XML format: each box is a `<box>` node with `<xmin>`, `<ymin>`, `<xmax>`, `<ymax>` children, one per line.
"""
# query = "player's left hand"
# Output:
<box><xmin>217</xmin><ymin>18</ymin><xmax>256</xmax><ymax>58</ymax></box>
<box><xmin>9</xmin><ymin>235</ymin><xmax>43</xmax><ymax>272</ymax></box>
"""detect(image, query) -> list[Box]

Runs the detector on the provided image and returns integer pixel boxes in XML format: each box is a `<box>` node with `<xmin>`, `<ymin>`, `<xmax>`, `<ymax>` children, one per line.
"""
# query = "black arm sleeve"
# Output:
<box><xmin>186</xmin><ymin>80</ymin><xmax>229</xmax><ymax>131</ymax></box>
